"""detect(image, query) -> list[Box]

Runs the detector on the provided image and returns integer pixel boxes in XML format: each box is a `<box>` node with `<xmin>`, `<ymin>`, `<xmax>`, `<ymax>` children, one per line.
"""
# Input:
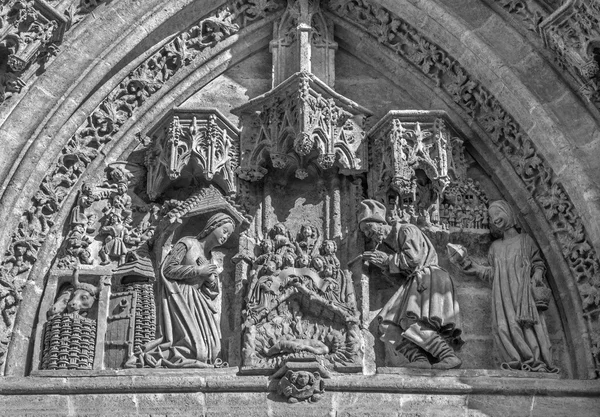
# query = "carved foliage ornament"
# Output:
<box><xmin>539</xmin><ymin>0</ymin><xmax>600</xmax><ymax>103</ymax></box>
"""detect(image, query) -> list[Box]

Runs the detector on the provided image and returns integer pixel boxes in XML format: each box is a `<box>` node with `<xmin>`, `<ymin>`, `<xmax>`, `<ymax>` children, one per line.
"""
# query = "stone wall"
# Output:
<box><xmin>2</xmin><ymin>371</ymin><xmax>599</xmax><ymax>416</ymax></box>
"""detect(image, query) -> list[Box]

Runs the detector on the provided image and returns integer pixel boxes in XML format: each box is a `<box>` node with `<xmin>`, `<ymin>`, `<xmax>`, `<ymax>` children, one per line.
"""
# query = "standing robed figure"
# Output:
<box><xmin>139</xmin><ymin>212</ymin><xmax>235</xmax><ymax>368</ymax></box>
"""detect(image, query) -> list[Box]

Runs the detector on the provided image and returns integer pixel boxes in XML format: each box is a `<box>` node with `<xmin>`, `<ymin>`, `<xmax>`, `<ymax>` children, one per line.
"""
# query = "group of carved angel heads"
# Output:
<box><xmin>247</xmin><ymin>223</ymin><xmax>342</xmax><ymax>308</ymax></box>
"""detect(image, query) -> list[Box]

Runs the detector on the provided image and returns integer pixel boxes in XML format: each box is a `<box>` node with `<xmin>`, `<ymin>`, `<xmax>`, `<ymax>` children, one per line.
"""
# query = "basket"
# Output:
<box><xmin>532</xmin><ymin>285</ymin><xmax>552</xmax><ymax>311</ymax></box>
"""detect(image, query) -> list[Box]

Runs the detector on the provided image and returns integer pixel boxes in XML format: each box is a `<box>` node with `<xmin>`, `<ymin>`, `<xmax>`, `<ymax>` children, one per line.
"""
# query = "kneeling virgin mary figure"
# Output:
<box><xmin>140</xmin><ymin>212</ymin><xmax>235</xmax><ymax>368</ymax></box>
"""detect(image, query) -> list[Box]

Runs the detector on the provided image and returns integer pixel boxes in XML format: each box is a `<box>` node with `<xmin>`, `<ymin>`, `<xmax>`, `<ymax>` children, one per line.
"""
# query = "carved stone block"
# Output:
<box><xmin>233</xmin><ymin>71</ymin><xmax>372</xmax><ymax>181</ymax></box>
<box><xmin>145</xmin><ymin>108</ymin><xmax>240</xmax><ymax>200</ymax></box>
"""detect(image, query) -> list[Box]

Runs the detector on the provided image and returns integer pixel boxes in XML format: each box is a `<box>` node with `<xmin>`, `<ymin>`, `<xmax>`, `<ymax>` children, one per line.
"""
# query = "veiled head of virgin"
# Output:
<box><xmin>198</xmin><ymin>213</ymin><xmax>235</xmax><ymax>247</ymax></box>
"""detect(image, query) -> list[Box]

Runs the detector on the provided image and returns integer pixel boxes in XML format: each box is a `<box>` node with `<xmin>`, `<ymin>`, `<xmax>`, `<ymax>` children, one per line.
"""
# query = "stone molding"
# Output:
<box><xmin>1</xmin><ymin>370</ymin><xmax>600</xmax><ymax>396</ymax></box>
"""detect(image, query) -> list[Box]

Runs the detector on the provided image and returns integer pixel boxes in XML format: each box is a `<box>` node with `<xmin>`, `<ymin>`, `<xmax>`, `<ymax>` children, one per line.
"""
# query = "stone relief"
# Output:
<box><xmin>241</xmin><ymin>222</ymin><xmax>362</xmax><ymax>372</ymax></box>
<box><xmin>40</xmin><ymin>269</ymin><xmax>104</xmax><ymax>370</ymax></box>
<box><xmin>277</xmin><ymin>370</ymin><xmax>325</xmax><ymax>403</ymax></box>
<box><xmin>359</xmin><ymin>200</ymin><xmax>463</xmax><ymax>369</ymax></box>
<box><xmin>145</xmin><ymin>108</ymin><xmax>241</xmax><ymax>200</ymax></box>
<box><xmin>232</xmin><ymin>71</ymin><xmax>371</xmax><ymax>182</ymax></box>
<box><xmin>539</xmin><ymin>0</ymin><xmax>600</xmax><ymax>104</ymax></box>
<box><xmin>367</xmin><ymin>110</ymin><xmax>490</xmax><ymax>231</ymax></box>
<box><xmin>0</xmin><ymin>0</ymin><xmax>112</xmax><ymax>103</ymax></box>
<box><xmin>449</xmin><ymin>200</ymin><xmax>559</xmax><ymax>373</ymax></box>
<box><xmin>0</xmin><ymin>0</ymin><xmax>593</xmax><ymax>381</ymax></box>
<box><xmin>324</xmin><ymin>0</ymin><xmax>600</xmax><ymax>370</ymax></box>
<box><xmin>57</xmin><ymin>164</ymin><xmax>157</xmax><ymax>269</ymax></box>
<box><xmin>493</xmin><ymin>0</ymin><xmax>600</xmax><ymax>109</ymax></box>
<box><xmin>137</xmin><ymin>213</ymin><xmax>236</xmax><ymax>368</ymax></box>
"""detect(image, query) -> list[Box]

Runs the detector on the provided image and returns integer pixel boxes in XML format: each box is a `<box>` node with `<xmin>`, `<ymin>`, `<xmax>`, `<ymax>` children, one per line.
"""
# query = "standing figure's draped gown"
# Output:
<box><xmin>482</xmin><ymin>234</ymin><xmax>558</xmax><ymax>372</ymax></box>
<box><xmin>378</xmin><ymin>223</ymin><xmax>463</xmax><ymax>352</ymax></box>
<box><xmin>142</xmin><ymin>237</ymin><xmax>221</xmax><ymax>368</ymax></box>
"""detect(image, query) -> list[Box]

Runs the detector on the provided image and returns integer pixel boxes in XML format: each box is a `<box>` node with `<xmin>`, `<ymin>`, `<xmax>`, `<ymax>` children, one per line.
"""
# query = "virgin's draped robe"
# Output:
<box><xmin>378</xmin><ymin>223</ymin><xmax>463</xmax><ymax>352</ymax></box>
<box><xmin>142</xmin><ymin>237</ymin><xmax>221</xmax><ymax>368</ymax></box>
<box><xmin>482</xmin><ymin>234</ymin><xmax>558</xmax><ymax>372</ymax></box>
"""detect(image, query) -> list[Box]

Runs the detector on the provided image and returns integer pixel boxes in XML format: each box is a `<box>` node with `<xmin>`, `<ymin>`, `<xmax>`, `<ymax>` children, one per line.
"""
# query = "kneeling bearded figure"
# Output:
<box><xmin>359</xmin><ymin>200</ymin><xmax>464</xmax><ymax>369</ymax></box>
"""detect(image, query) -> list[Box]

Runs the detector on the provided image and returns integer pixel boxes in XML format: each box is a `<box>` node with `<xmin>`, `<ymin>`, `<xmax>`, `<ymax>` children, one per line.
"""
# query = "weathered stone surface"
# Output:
<box><xmin>0</xmin><ymin>1</ymin><xmax>599</xmax><ymax>416</ymax></box>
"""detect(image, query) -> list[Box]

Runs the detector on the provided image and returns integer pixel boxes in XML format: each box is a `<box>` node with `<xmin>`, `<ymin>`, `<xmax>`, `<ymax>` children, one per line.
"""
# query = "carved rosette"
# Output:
<box><xmin>232</xmin><ymin>71</ymin><xmax>372</xmax><ymax>181</ymax></box>
<box><xmin>145</xmin><ymin>108</ymin><xmax>240</xmax><ymax>200</ymax></box>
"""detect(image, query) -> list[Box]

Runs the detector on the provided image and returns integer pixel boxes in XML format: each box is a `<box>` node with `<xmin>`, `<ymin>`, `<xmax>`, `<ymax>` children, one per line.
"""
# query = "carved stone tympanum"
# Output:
<box><xmin>20</xmin><ymin>0</ymin><xmax>579</xmax><ymax>396</ymax></box>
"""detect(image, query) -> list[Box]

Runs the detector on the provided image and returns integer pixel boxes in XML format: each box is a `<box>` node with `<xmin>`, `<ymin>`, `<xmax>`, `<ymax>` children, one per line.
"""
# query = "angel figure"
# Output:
<box><xmin>294</xmin><ymin>224</ymin><xmax>320</xmax><ymax>257</ymax></box>
<box><xmin>277</xmin><ymin>370</ymin><xmax>324</xmax><ymax>403</ymax></box>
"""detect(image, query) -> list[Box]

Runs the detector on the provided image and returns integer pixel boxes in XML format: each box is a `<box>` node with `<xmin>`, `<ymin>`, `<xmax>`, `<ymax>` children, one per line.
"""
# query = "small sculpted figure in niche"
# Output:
<box><xmin>359</xmin><ymin>200</ymin><xmax>463</xmax><ymax>369</ymax></box>
<box><xmin>250</xmin><ymin>260</ymin><xmax>280</xmax><ymax>313</ymax></box>
<box><xmin>295</xmin><ymin>225</ymin><xmax>320</xmax><ymax>257</ymax></box>
<box><xmin>474</xmin><ymin>207</ymin><xmax>482</xmax><ymax>229</ymax></box>
<box><xmin>440</xmin><ymin>204</ymin><xmax>448</xmax><ymax>226</ymax></box>
<box><xmin>481</xmin><ymin>204</ymin><xmax>489</xmax><ymax>229</ymax></box>
<box><xmin>271</xmin><ymin>223</ymin><xmax>295</xmax><ymax>257</ymax></box>
<box><xmin>448</xmin><ymin>205</ymin><xmax>456</xmax><ymax>227</ymax></box>
<box><xmin>65</xmin><ymin>223</ymin><xmax>93</xmax><ymax>265</ymax></box>
<box><xmin>429</xmin><ymin>204</ymin><xmax>439</xmax><ymax>225</ymax></box>
<box><xmin>319</xmin><ymin>240</ymin><xmax>343</xmax><ymax>301</ymax></box>
<box><xmin>139</xmin><ymin>213</ymin><xmax>235</xmax><ymax>368</ymax></box>
<box><xmin>99</xmin><ymin>212</ymin><xmax>130</xmax><ymax>265</ymax></box>
<box><xmin>321</xmin><ymin>240</ymin><xmax>340</xmax><ymax>272</ymax></box>
<box><xmin>455</xmin><ymin>200</ymin><xmax>559</xmax><ymax>373</ymax></box>
<box><xmin>278</xmin><ymin>370</ymin><xmax>324</xmax><ymax>403</ymax></box>
<box><xmin>70</xmin><ymin>182</ymin><xmax>98</xmax><ymax>233</ymax></box>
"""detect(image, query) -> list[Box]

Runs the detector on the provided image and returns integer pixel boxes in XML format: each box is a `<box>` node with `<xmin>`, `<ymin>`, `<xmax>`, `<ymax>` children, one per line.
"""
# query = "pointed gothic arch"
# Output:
<box><xmin>0</xmin><ymin>0</ymin><xmax>598</xmax><ymax>389</ymax></box>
